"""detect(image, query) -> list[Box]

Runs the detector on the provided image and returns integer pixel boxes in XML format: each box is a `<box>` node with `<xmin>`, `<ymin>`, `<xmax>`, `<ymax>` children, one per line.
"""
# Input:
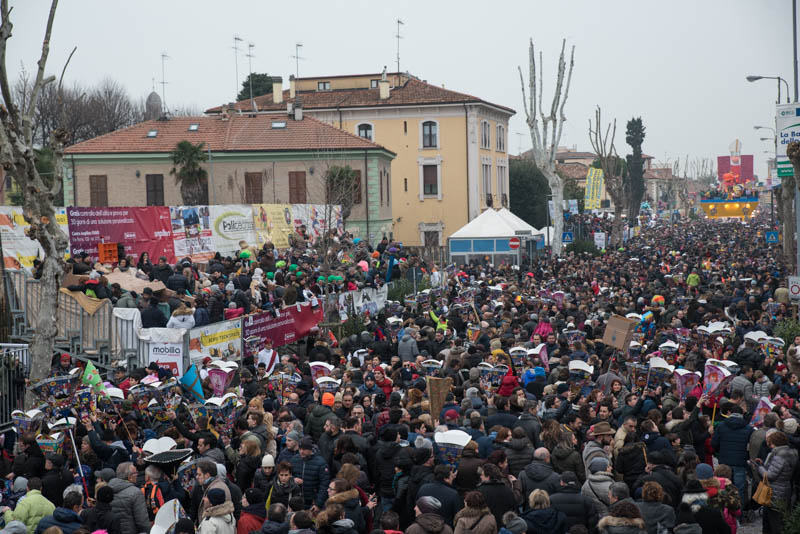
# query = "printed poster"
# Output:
<box><xmin>0</xmin><ymin>207</ymin><xmax>69</xmax><ymax>269</ymax></box>
<box><xmin>253</xmin><ymin>204</ymin><xmax>293</xmax><ymax>249</ymax></box>
<box><xmin>209</xmin><ymin>205</ymin><xmax>257</xmax><ymax>257</ymax></box>
<box><xmin>170</xmin><ymin>206</ymin><xmax>213</xmax><ymax>261</ymax></box>
<box><xmin>67</xmin><ymin>206</ymin><xmax>175</xmax><ymax>264</ymax></box>
<box><xmin>242</xmin><ymin>302</ymin><xmax>323</xmax><ymax>351</ymax></box>
<box><xmin>148</xmin><ymin>342</ymin><xmax>185</xmax><ymax>377</ymax></box>
<box><xmin>188</xmin><ymin>319</ymin><xmax>242</xmax><ymax>363</ymax></box>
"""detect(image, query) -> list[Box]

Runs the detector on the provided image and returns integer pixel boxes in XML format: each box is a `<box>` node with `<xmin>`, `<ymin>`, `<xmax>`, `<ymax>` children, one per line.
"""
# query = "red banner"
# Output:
<box><xmin>67</xmin><ymin>207</ymin><xmax>175</xmax><ymax>263</ymax></box>
<box><xmin>242</xmin><ymin>302</ymin><xmax>324</xmax><ymax>356</ymax></box>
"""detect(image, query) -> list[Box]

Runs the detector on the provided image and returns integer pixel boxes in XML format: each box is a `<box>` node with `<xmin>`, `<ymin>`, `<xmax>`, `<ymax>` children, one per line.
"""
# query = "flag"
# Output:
<box><xmin>81</xmin><ymin>361</ymin><xmax>108</xmax><ymax>397</ymax></box>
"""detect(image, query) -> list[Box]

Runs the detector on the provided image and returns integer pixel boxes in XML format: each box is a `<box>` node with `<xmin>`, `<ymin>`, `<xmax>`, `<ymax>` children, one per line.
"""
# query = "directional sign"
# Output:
<box><xmin>562</xmin><ymin>232</ymin><xmax>574</xmax><ymax>244</ymax></box>
<box><xmin>790</xmin><ymin>276</ymin><xmax>800</xmax><ymax>301</ymax></box>
<box><xmin>765</xmin><ymin>231</ymin><xmax>779</xmax><ymax>244</ymax></box>
<box><xmin>508</xmin><ymin>237</ymin><xmax>521</xmax><ymax>250</ymax></box>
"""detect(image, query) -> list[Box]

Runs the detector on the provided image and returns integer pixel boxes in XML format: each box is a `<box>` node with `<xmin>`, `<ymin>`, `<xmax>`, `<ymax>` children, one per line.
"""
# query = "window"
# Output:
<box><xmin>357</xmin><ymin>123</ymin><xmax>373</xmax><ymax>141</ymax></box>
<box><xmin>422</xmin><ymin>121</ymin><xmax>438</xmax><ymax>148</ymax></box>
<box><xmin>481</xmin><ymin>121</ymin><xmax>491</xmax><ymax>149</ymax></box>
<box><xmin>482</xmin><ymin>163</ymin><xmax>492</xmax><ymax>196</ymax></box>
<box><xmin>188</xmin><ymin>123</ymin><xmax>199</xmax><ymax>132</ymax></box>
<box><xmin>245</xmin><ymin>172</ymin><xmax>263</xmax><ymax>203</ymax></box>
<box><xmin>353</xmin><ymin>170</ymin><xmax>362</xmax><ymax>204</ymax></box>
<box><xmin>145</xmin><ymin>174</ymin><xmax>164</xmax><ymax>206</ymax></box>
<box><xmin>496</xmin><ymin>164</ymin><xmax>507</xmax><ymax>200</ymax></box>
<box><xmin>424</xmin><ymin>231</ymin><xmax>440</xmax><ymax>248</ymax></box>
<box><xmin>317</xmin><ymin>81</ymin><xmax>331</xmax><ymax>91</ymax></box>
<box><xmin>380</xmin><ymin>173</ymin><xmax>383</xmax><ymax>205</ymax></box>
<box><xmin>404</xmin><ymin>178</ymin><xmax>408</xmax><ymax>192</ymax></box>
<box><xmin>271</xmin><ymin>121</ymin><xmax>286</xmax><ymax>129</ymax></box>
<box><xmin>370</xmin><ymin>79</ymin><xmax>379</xmax><ymax>88</ymax></box>
<box><xmin>403</xmin><ymin>121</ymin><xmax>407</xmax><ymax>134</ymax></box>
<box><xmin>423</xmin><ymin>165</ymin><xmax>438</xmax><ymax>196</ymax></box>
<box><xmin>147</xmin><ymin>129</ymin><xmax>158</xmax><ymax>138</ymax></box>
<box><xmin>386</xmin><ymin>171</ymin><xmax>390</xmax><ymax>204</ymax></box>
<box><xmin>89</xmin><ymin>175</ymin><xmax>108</xmax><ymax>207</ymax></box>
<box><xmin>496</xmin><ymin>125</ymin><xmax>505</xmax><ymax>151</ymax></box>
<box><xmin>289</xmin><ymin>171</ymin><xmax>306</xmax><ymax>203</ymax></box>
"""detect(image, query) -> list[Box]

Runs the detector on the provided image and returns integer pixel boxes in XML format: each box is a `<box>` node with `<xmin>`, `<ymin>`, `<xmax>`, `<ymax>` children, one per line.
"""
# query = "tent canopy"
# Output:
<box><xmin>450</xmin><ymin>208</ymin><xmax>537</xmax><ymax>239</ymax></box>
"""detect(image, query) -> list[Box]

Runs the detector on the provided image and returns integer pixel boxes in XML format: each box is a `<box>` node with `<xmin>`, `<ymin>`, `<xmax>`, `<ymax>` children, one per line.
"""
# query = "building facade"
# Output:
<box><xmin>207</xmin><ymin>72</ymin><xmax>515</xmax><ymax>247</ymax></box>
<box><xmin>64</xmin><ymin>112</ymin><xmax>395</xmax><ymax>239</ymax></box>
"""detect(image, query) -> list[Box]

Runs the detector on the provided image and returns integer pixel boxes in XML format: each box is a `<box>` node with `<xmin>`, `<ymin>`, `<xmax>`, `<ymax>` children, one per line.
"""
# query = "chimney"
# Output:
<box><xmin>272</xmin><ymin>77</ymin><xmax>283</xmax><ymax>104</ymax></box>
<box><xmin>289</xmin><ymin>75</ymin><xmax>296</xmax><ymax>99</ymax></box>
<box><xmin>222</xmin><ymin>102</ymin><xmax>236</xmax><ymax>121</ymax></box>
<box><xmin>379</xmin><ymin>68</ymin><xmax>390</xmax><ymax>100</ymax></box>
<box><xmin>293</xmin><ymin>98</ymin><xmax>303</xmax><ymax>121</ymax></box>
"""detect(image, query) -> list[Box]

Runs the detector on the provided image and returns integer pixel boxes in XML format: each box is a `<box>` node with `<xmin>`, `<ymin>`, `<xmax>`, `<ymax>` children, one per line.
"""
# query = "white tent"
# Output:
<box><xmin>450</xmin><ymin>208</ymin><xmax>537</xmax><ymax>239</ymax></box>
<box><xmin>534</xmin><ymin>226</ymin><xmax>555</xmax><ymax>242</ymax></box>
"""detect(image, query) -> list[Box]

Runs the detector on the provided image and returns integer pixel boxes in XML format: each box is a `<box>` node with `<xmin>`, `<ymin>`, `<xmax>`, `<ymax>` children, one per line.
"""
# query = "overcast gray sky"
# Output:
<box><xmin>9</xmin><ymin>1</ymin><xmax>792</xmax><ymax>179</ymax></box>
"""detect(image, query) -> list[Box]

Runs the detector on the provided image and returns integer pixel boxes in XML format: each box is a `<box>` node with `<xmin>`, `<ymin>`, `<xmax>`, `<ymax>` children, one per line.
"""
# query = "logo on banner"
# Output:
<box><xmin>215</xmin><ymin>211</ymin><xmax>255</xmax><ymax>240</ymax></box>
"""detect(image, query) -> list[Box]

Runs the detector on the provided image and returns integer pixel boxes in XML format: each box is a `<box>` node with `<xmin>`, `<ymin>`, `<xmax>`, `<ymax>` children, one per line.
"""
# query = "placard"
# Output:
<box><xmin>602</xmin><ymin>314</ymin><xmax>637</xmax><ymax>350</ymax></box>
<box><xmin>148</xmin><ymin>343</ymin><xmax>185</xmax><ymax>377</ymax></box>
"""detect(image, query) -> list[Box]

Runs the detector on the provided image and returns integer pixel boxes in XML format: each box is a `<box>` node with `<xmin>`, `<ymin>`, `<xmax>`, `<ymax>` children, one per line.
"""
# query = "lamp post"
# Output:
<box><xmin>747</xmin><ymin>75</ymin><xmax>791</xmax><ymax>103</ymax></box>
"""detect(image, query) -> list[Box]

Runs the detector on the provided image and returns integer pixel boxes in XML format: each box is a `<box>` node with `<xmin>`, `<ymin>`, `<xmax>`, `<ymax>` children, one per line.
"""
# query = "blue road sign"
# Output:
<box><xmin>766</xmin><ymin>231</ymin><xmax>779</xmax><ymax>244</ymax></box>
<box><xmin>562</xmin><ymin>231</ymin><xmax>574</xmax><ymax>244</ymax></box>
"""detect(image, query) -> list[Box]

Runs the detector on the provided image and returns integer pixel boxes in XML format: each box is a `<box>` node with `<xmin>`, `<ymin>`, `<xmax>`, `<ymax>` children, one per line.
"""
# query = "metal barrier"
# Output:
<box><xmin>136</xmin><ymin>329</ymin><xmax>190</xmax><ymax>373</ymax></box>
<box><xmin>0</xmin><ymin>343</ymin><xmax>30</xmax><ymax>432</ymax></box>
<box><xmin>112</xmin><ymin>311</ymin><xmax>140</xmax><ymax>366</ymax></box>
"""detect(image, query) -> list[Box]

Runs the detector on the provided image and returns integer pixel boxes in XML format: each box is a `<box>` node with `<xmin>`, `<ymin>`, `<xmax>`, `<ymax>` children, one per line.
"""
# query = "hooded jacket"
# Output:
<box><xmin>597</xmin><ymin>515</ymin><xmax>646</xmax><ymax>534</ymax></box>
<box><xmin>166</xmin><ymin>307</ymin><xmax>196</xmax><ymax>329</ymax></box>
<box><xmin>41</xmin><ymin>464</ymin><xmax>73</xmax><ymax>508</ymax></box>
<box><xmin>513</xmin><ymin>413</ymin><xmax>543</xmax><ymax>448</ymax></box>
<box><xmin>760</xmin><ymin>444</ymin><xmax>799</xmax><ymax>503</ymax></box>
<box><xmin>108</xmin><ymin>477</ymin><xmax>151</xmax><ymax>534</ymax></box>
<box><xmin>398</xmin><ymin>334</ymin><xmax>420</xmax><ymax>361</ymax></box>
<box><xmin>552</xmin><ymin>445</ymin><xmax>586</xmax><ymax>485</ymax></box>
<box><xmin>3</xmin><ymin>489</ymin><xmax>54</xmax><ymax>534</ymax></box>
<box><xmin>406</xmin><ymin>513</ymin><xmax>454</xmax><ymax>534</ymax></box>
<box><xmin>305</xmin><ymin>404</ymin><xmax>334</xmax><ymax>441</ymax></box>
<box><xmin>199</xmin><ymin>501</ymin><xmax>236</xmax><ymax>534</ymax></box>
<box><xmin>581</xmin><ymin>472</ymin><xmax>614</xmax><ymax>516</ymax></box>
<box><xmin>290</xmin><ymin>451</ymin><xmax>330</xmax><ymax>507</ymax></box>
<box><xmin>417</xmin><ymin>481</ymin><xmax>463</xmax><ymax>528</ymax></box>
<box><xmin>549</xmin><ymin>485</ymin><xmax>599</xmax><ymax>532</ymax></box>
<box><xmin>680</xmin><ymin>493</ymin><xmax>731</xmax><ymax>534</ymax></box>
<box><xmin>519</xmin><ymin>460</ymin><xmax>561</xmax><ymax>502</ymax></box>
<box><xmin>635</xmin><ymin>501</ymin><xmax>676</xmax><ymax>534</ymax></box>
<box><xmin>521</xmin><ymin>507</ymin><xmax>567</xmax><ymax>534</ymax></box>
<box><xmin>326</xmin><ymin>488</ymin><xmax>365</xmax><ymax>534</ymax></box>
<box><xmin>33</xmin><ymin>507</ymin><xmax>83</xmax><ymax>534</ymax></box>
<box><xmin>374</xmin><ymin>439</ymin><xmax>403</xmax><ymax>498</ymax></box>
<box><xmin>453</xmin><ymin>506</ymin><xmax>497</xmax><ymax>534</ymax></box>
<box><xmin>503</xmin><ymin>437</ymin><xmax>535</xmax><ymax>477</ymax></box>
<box><xmin>477</xmin><ymin>480</ymin><xmax>517</xmax><ymax>529</ymax></box>
<box><xmin>80</xmin><ymin>500</ymin><xmax>121</xmax><ymax>534</ymax></box>
<box><xmin>237</xmin><ymin>502</ymin><xmax>265</xmax><ymax>534</ymax></box>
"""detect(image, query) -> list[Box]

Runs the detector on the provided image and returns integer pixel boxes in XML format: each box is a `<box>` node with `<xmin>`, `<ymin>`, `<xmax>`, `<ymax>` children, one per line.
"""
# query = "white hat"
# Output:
<box><xmin>261</xmin><ymin>454</ymin><xmax>275</xmax><ymax>467</ymax></box>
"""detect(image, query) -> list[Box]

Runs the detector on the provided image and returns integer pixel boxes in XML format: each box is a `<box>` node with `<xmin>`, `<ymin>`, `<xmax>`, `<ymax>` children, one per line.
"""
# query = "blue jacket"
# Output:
<box><xmin>34</xmin><ymin>507</ymin><xmax>82</xmax><ymax>534</ymax></box>
<box><xmin>711</xmin><ymin>413</ymin><xmax>753</xmax><ymax>468</ymax></box>
<box><xmin>290</xmin><ymin>452</ymin><xmax>330</xmax><ymax>507</ymax></box>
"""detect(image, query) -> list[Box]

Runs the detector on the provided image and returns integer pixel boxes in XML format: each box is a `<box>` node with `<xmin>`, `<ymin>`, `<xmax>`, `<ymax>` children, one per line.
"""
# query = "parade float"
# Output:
<box><xmin>700</xmin><ymin>139</ymin><xmax>759</xmax><ymax>218</ymax></box>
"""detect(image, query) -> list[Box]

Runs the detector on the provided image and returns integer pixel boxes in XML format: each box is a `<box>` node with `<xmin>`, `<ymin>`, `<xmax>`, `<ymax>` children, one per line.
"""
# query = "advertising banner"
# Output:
<box><xmin>188</xmin><ymin>319</ymin><xmax>242</xmax><ymax>362</ymax></box>
<box><xmin>170</xmin><ymin>206</ymin><xmax>213</xmax><ymax>261</ymax></box>
<box><xmin>292</xmin><ymin>204</ymin><xmax>343</xmax><ymax>244</ymax></box>
<box><xmin>147</xmin><ymin>342</ymin><xmax>184</xmax><ymax>377</ymax></box>
<box><xmin>0</xmin><ymin>207</ymin><xmax>69</xmax><ymax>268</ymax></box>
<box><xmin>253</xmin><ymin>204</ymin><xmax>293</xmax><ymax>248</ymax></box>
<box><xmin>584</xmin><ymin>168</ymin><xmax>603</xmax><ymax>210</ymax></box>
<box><xmin>777</xmin><ymin>103</ymin><xmax>800</xmax><ymax>177</ymax></box>
<box><xmin>594</xmin><ymin>232</ymin><xmax>606</xmax><ymax>250</ymax></box>
<box><xmin>67</xmin><ymin>206</ymin><xmax>174</xmax><ymax>263</ymax></box>
<box><xmin>209</xmin><ymin>204</ymin><xmax>257</xmax><ymax>257</ymax></box>
<box><xmin>242</xmin><ymin>302</ymin><xmax>324</xmax><ymax>352</ymax></box>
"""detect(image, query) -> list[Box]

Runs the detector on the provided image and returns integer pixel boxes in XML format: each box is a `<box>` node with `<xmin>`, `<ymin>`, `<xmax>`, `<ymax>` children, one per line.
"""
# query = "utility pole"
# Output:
<box><xmin>247</xmin><ymin>43</ymin><xmax>255</xmax><ymax>107</ymax></box>
<box><xmin>160</xmin><ymin>53</ymin><xmax>169</xmax><ymax>114</ymax></box>
<box><xmin>396</xmin><ymin>19</ymin><xmax>404</xmax><ymax>74</ymax></box>
<box><xmin>233</xmin><ymin>35</ymin><xmax>243</xmax><ymax>97</ymax></box>
<box><xmin>793</xmin><ymin>0</ymin><xmax>800</xmax><ymax>276</ymax></box>
<box><xmin>292</xmin><ymin>43</ymin><xmax>305</xmax><ymax>78</ymax></box>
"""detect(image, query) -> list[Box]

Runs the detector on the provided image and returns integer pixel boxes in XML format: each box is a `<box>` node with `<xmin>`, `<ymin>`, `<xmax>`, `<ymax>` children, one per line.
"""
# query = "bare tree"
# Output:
<box><xmin>588</xmin><ymin>107</ymin><xmax>625</xmax><ymax>247</ymax></box>
<box><xmin>518</xmin><ymin>39</ymin><xmax>575</xmax><ymax>255</ymax></box>
<box><xmin>0</xmin><ymin>0</ymin><xmax>70</xmax><ymax>407</ymax></box>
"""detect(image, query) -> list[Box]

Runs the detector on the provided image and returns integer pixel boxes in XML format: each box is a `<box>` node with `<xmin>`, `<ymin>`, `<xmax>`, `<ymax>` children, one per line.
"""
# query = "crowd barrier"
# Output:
<box><xmin>0</xmin><ymin>343</ymin><xmax>30</xmax><ymax>432</ymax></box>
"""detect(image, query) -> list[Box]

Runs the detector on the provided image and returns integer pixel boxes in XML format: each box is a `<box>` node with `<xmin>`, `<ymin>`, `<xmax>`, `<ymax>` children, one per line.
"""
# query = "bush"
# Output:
<box><xmin>565</xmin><ymin>239</ymin><xmax>601</xmax><ymax>256</ymax></box>
<box><xmin>774</xmin><ymin>319</ymin><xmax>800</xmax><ymax>347</ymax></box>
<box><xmin>387</xmin><ymin>277</ymin><xmax>430</xmax><ymax>302</ymax></box>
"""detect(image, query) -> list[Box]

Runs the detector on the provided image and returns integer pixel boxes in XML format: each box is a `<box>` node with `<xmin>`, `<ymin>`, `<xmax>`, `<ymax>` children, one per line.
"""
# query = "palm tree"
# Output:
<box><xmin>171</xmin><ymin>140</ymin><xmax>209</xmax><ymax>205</ymax></box>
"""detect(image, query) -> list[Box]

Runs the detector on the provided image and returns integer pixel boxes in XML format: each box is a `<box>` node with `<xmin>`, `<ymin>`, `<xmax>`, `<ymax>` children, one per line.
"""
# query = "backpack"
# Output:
<box><xmin>142</xmin><ymin>481</ymin><xmax>165</xmax><ymax>521</ymax></box>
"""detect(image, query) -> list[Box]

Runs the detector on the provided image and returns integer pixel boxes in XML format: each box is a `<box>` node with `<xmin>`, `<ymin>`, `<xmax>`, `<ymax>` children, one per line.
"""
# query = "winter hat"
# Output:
<box><xmin>469</xmin><ymin>368</ymin><xmax>480</xmax><ymax>380</ymax></box>
<box><xmin>560</xmin><ymin>471</ymin><xmax>578</xmax><ymax>487</ymax></box>
<box><xmin>286</xmin><ymin>430</ymin><xmax>302</xmax><ymax>443</ymax></box>
<box><xmin>0</xmin><ymin>521</ymin><xmax>27</xmax><ymax>534</ymax></box>
<box><xmin>322</xmin><ymin>392</ymin><xmax>335</xmax><ymax>407</ymax></box>
<box><xmin>504</xmin><ymin>516</ymin><xmax>528</xmax><ymax>534</ymax></box>
<box><xmin>416</xmin><ymin>496</ymin><xmax>442</xmax><ymax>514</ymax></box>
<box><xmin>695</xmin><ymin>463</ymin><xmax>714</xmax><ymax>481</ymax></box>
<box><xmin>533</xmin><ymin>367</ymin><xmax>546</xmax><ymax>377</ymax></box>
<box><xmin>174</xmin><ymin>518</ymin><xmax>196</xmax><ymax>534</ymax></box>
<box><xmin>207</xmin><ymin>488</ymin><xmax>226</xmax><ymax>506</ymax></box>
<box><xmin>11</xmin><ymin>477</ymin><xmax>27</xmax><ymax>493</ymax></box>
<box><xmin>588</xmin><ymin>458</ymin><xmax>609</xmax><ymax>474</ymax></box>
<box><xmin>225</xmin><ymin>282</ymin><xmax>235</xmax><ymax>292</ymax></box>
<box><xmin>261</xmin><ymin>454</ymin><xmax>275</xmax><ymax>468</ymax></box>
<box><xmin>444</xmin><ymin>409</ymin><xmax>459</xmax><ymax>421</ymax></box>
<box><xmin>245</xmin><ymin>487</ymin><xmax>265</xmax><ymax>505</ymax></box>
<box><xmin>95</xmin><ymin>468</ymin><xmax>116</xmax><ymax>482</ymax></box>
<box><xmin>96</xmin><ymin>484</ymin><xmax>114</xmax><ymax>504</ymax></box>
<box><xmin>683</xmin><ymin>479</ymin><xmax>706</xmax><ymax>495</ymax></box>
<box><xmin>783</xmin><ymin>418</ymin><xmax>798</xmax><ymax>435</ymax></box>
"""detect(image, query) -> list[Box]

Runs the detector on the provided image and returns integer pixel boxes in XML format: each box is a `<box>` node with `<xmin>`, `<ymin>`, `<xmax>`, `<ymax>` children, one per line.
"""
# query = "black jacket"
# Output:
<box><xmin>519</xmin><ymin>460</ymin><xmax>561</xmax><ymax>503</ymax></box>
<box><xmin>634</xmin><ymin>465</ymin><xmax>683</xmax><ymax>508</ymax></box>
<box><xmin>503</xmin><ymin>437</ymin><xmax>535</xmax><ymax>477</ymax></box>
<box><xmin>42</xmin><ymin>466</ymin><xmax>74</xmax><ymax>507</ymax></box>
<box><xmin>549</xmin><ymin>486</ymin><xmax>599</xmax><ymax>533</ymax></box>
<box><xmin>150</xmin><ymin>264</ymin><xmax>174</xmax><ymax>284</ymax></box>
<box><xmin>513</xmin><ymin>413</ymin><xmax>543</xmax><ymax>448</ymax></box>
<box><xmin>477</xmin><ymin>479</ymin><xmax>517</xmax><ymax>528</ymax></box>
<box><xmin>407</xmin><ymin>464</ymin><xmax>435</xmax><ymax>507</ymax></box>
<box><xmin>416</xmin><ymin>481</ymin><xmax>463</xmax><ymax>528</ymax></box>
<box><xmin>81</xmin><ymin>501</ymin><xmax>121</xmax><ymax>534</ymax></box>
<box><xmin>141</xmin><ymin>300</ymin><xmax>167</xmax><ymax>328</ymax></box>
<box><xmin>373</xmin><ymin>439</ymin><xmax>402</xmax><ymax>498</ymax></box>
<box><xmin>165</xmin><ymin>272</ymin><xmax>190</xmax><ymax>294</ymax></box>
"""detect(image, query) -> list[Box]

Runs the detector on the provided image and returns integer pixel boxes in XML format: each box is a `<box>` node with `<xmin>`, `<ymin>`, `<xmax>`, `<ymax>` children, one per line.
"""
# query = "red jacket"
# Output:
<box><xmin>375</xmin><ymin>376</ymin><xmax>393</xmax><ymax>396</ymax></box>
<box><xmin>237</xmin><ymin>510</ymin><xmax>265</xmax><ymax>534</ymax></box>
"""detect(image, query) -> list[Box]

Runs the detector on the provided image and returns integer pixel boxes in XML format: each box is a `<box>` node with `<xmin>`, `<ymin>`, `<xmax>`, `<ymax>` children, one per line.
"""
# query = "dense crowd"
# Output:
<box><xmin>3</xmin><ymin>214</ymin><xmax>800</xmax><ymax>534</ymax></box>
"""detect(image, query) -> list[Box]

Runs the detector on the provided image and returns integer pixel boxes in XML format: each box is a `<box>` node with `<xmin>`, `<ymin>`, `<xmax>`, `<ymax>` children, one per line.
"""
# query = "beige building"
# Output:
<box><xmin>64</xmin><ymin>111</ymin><xmax>395</xmax><ymax>237</ymax></box>
<box><xmin>207</xmin><ymin>72</ymin><xmax>515</xmax><ymax>248</ymax></box>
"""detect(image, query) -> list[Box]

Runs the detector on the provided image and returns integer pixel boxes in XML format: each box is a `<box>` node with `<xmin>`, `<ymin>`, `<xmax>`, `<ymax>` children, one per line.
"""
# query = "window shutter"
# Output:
<box><xmin>245</xmin><ymin>172</ymin><xmax>263</xmax><ymax>204</ymax></box>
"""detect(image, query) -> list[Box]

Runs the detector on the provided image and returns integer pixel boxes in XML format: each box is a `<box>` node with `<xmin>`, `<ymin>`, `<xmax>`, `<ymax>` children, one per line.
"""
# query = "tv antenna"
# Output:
<box><xmin>516</xmin><ymin>132</ymin><xmax>525</xmax><ymax>156</ymax></box>
<box><xmin>160</xmin><ymin>53</ymin><xmax>169</xmax><ymax>112</ymax></box>
<box><xmin>396</xmin><ymin>19</ymin><xmax>404</xmax><ymax>75</ymax></box>
<box><xmin>233</xmin><ymin>35</ymin><xmax>243</xmax><ymax>96</ymax></box>
<box><xmin>291</xmin><ymin>42</ymin><xmax>306</xmax><ymax>78</ymax></box>
<box><xmin>246</xmin><ymin>43</ymin><xmax>255</xmax><ymax>105</ymax></box>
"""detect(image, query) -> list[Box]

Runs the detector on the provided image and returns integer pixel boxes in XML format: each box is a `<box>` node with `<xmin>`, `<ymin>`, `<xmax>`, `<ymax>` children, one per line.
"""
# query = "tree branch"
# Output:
<box><xmin>24</xmin><ymin>0</ymin><xmax>59</xmax><ymax>143</ymax></box>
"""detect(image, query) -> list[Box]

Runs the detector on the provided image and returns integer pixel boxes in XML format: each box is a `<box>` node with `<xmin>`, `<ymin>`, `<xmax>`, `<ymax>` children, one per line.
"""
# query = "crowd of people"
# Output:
<box><xmin>3</xmin><ymin>213</ymin><xmax>800</xmax><ymax>534</ymax></box>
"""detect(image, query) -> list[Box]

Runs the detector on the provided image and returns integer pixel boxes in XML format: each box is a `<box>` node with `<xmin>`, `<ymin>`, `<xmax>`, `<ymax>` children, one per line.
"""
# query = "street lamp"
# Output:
<box><xmin>746</xmin><ymin>75</ymin><xmax>791</xmax><ymax>103</ymax></box>
<box><xmin>754</xmin><ymin>125</ymin><xmax>776</xmax><ymax>134</ymax></box>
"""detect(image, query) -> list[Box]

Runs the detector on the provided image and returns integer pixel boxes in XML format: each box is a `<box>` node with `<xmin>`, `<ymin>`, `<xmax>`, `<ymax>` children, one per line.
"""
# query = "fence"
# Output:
<box><xmin>0</xmin><ymin>343</ymin><xmax>30</xmax><ymax>432</ymax></box>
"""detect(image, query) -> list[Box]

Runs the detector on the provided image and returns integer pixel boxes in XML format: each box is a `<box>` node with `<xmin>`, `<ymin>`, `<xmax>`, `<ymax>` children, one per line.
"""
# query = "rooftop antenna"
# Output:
<box><xmin>233</xmin><ymin>35</ymin><xmax>243</xmax><ymax>97</ymax></box>
<box><xmin>159</xmin><ymin>53</ymin><xmax>169</xmax><ymax>113</ymax></box>
<box><xmin>516</xmin><ymin>132</ymin><xmax>525</xmax><ymax>156</ymax></box>
<box><xmin>246</xmin><ymin>42</ymin><xmax>255</xmax><ymax>107</ymax></box>
<box><xmin>396</xmin><ymin>19</ymin><xmax>404</xmax><ymax>78</ymax></box>
<box><xmin>291</xmin><ymin>42</ymin><xmax>305</xmax><ymax>78</ymax></box>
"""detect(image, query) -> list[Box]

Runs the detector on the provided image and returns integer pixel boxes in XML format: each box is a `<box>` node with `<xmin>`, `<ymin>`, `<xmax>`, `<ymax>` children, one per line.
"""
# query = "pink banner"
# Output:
<box><xmin>242</xmin><ymin>302</ymin><xmax>324</xmax><ymax>356</ymax></box>
<box><xmin>67</xmin><ymin>207</ymin><xmax>175</xmax><ymax>263</ymax></box>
